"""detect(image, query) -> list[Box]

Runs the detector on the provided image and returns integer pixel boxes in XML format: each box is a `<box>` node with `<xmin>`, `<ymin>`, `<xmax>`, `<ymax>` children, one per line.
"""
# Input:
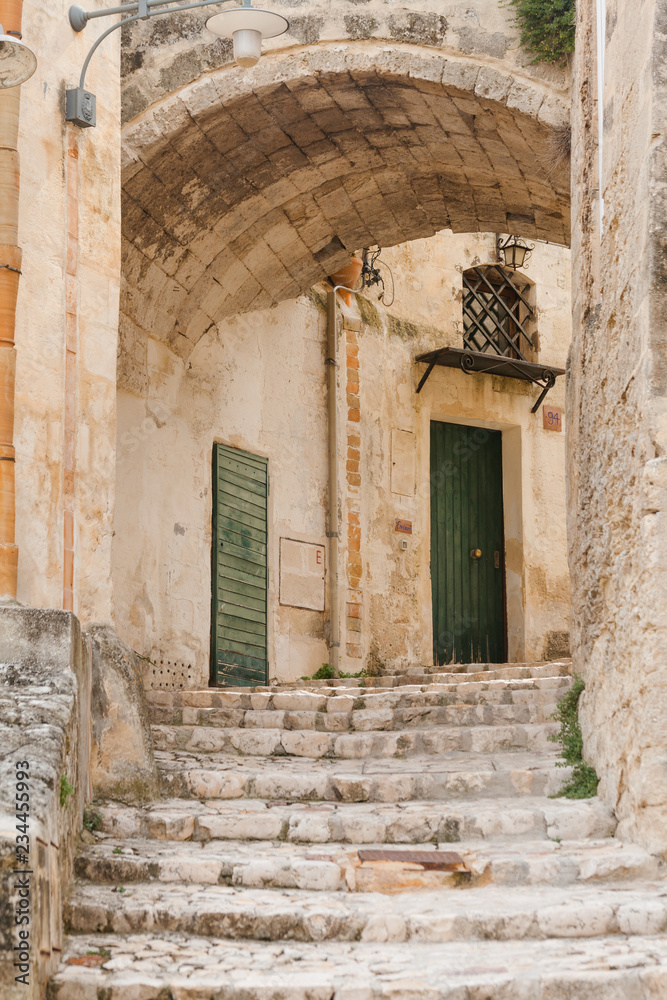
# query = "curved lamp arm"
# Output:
<box><xmin>66</xmin><ymin>0</ymin><xmax>282</xmax><ymax>127</ymax></box>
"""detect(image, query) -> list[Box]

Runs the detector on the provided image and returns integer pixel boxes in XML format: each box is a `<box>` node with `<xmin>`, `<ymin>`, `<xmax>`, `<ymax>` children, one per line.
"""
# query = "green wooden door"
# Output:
<box><xmin>211</xmin><ymin>443</ymin><xmax>268</xmax><ymax>686</ymax></box>
<box><xmin>430</xmin><ymin>422</ymin><xmax>505</xmax><ymax>665</ymax></box>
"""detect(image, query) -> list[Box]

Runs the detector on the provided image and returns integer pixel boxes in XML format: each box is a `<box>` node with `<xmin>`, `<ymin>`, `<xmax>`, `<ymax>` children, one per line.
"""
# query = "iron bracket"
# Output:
<box><xmin>416</xmin><ymin>356</ymin><xmax>438</xmax><ymax>394</ymax></box>
<box><xmin>529</xmin><ymin>372</ymin><xmax>557</xmax><ymax>413</ymax></box>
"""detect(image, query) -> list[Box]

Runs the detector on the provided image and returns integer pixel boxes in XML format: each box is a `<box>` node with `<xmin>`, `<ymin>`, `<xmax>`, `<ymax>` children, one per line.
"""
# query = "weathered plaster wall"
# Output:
<box><xmin>346</xmin><ymin>231</ymin><xmax>571</xmax><ymax>670</ymax></box>
<box><xmin>113</xmin><ymin>294</ymin><xmax>330</xmax><ymax>685</ymax></box>
<box><xmin>13</xmin><ymin>1</ymin><xmax>121</xmax><ymax>621</ymax></box>
<box><xmin>113</xmin><ymin>229</ymin><xmax>571</xmax><ymax>686</ymax></box>
<box><xmin>569</xmin><ymin>0</ymin><xmax>667</xmax><ymax>853</ymax></box>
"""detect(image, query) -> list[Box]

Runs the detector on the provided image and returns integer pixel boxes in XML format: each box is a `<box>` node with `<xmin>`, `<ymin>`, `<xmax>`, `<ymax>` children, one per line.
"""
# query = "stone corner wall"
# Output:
<box><xmin>0</xmin><ymin>608</ymin><xmax>91</xmax><ymax>1000</ymax></box>
<box><xmin>569</xmin><ymin>0</ymin><xmax>667</xmax><ymax>854</ymax></box>
<box><xmin>0</xmin><ymin>608</ymin><xmax>159</xmax><ymax>999</ymax></box>
<box><xmin>89</xmin><ymin>624</ymin><xmax>160</xmax><ymax>802</ymax></box>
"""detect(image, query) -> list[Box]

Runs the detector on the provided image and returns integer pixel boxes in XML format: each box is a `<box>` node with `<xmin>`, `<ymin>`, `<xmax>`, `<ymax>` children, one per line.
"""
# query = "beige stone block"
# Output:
<box><xmin>474</xmin><ymin>67</ymin><xmax>511</xmax><ymax>103</ymax></box>
<box><xmin>280</xmin><ymin>730</ymin><xmax>331</xmax><ymax>757</ymax></box>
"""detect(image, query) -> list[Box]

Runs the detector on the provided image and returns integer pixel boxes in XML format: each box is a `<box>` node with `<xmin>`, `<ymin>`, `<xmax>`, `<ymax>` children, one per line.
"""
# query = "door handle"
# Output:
<box><xmin>470</xmin><ymin>548</ymin><xmax>482</xmax><ymax>560</ymax></box>
<box><xmin>494</xmin><ymin>550</ymin><xmax>500</xmax><ymax>569</ymax></box>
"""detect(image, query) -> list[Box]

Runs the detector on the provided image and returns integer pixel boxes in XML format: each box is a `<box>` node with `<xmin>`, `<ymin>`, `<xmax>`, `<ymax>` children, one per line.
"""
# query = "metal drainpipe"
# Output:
<box><xmin>326</xmin><ymin>283</ymin><xmax>362</xmax><ymax>677</ymax></box>
<box><xmin>0</xmin><ymin>0</ymin><xmax>24</xmax><ymax>601</ymax></box>
<box><xmin>326</xmin><ymin>289</ymin><xmax>341</xmax><ymax>676</ymax></box>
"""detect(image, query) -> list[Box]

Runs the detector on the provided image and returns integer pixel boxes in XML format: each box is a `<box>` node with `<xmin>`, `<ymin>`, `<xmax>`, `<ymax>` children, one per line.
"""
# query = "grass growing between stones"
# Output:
<box><xmin>83</xmin><ymin>808</ymin><xmax>102</xmax><ymax>833</ymax></box>
<box><xmin>60</xmin><ymin>774</ymin><xmax>74</xmax><ymax>808</ymax></box>
<box><xmin>549</xmin><ymin>674</ymin><xmax>599</xmax><ymax>799</ymax></box>
<box><xmin>304</xmin><ymin>663</ymin><xmax>369</xmax><ymax>681</ymax></box>
<box><xmin>503</xmin><ymin>0</ymin><xmax>575</xmax><ymax>64</ymax></box>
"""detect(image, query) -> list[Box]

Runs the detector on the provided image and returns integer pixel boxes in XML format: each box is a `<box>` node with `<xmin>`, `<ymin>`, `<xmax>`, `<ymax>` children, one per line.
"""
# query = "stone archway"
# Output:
<box><xmin>120</xmin><ymin>43</ymin><xmax>569</xmax><ymax>357</ymax></box>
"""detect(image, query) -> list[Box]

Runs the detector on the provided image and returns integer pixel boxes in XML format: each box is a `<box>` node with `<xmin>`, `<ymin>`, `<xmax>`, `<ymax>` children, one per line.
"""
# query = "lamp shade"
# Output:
<box><xmin>232</xmin><ymin>28</ymin><xmax>262</xmax><ymax>66</ymax></box>
<box><xmin>206</xmin><ymin>6</ymin><xmax>289</xmax><ymax>41</ymax></box>
<box><xmin>0</xmin><ymin>28</ymin><xmax>37</xmax><ymax>88</ymax></box>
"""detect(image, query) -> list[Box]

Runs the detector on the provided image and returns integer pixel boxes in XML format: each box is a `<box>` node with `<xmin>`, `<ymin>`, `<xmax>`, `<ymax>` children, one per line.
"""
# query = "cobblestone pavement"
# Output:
<box><xmin>49</xmin><ymin>661</ymin><xmax>667</xmax><ymax>998</ymax></box>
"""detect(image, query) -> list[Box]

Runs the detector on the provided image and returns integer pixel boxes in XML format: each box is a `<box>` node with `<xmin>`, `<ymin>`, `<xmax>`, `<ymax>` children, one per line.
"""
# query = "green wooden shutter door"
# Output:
<box><xmin>211</xmin><ymin>443</ymin><xmax>268</xmax><ymax>687</ymax></box>
<box><xmin>430</xmin><ymin>422</ymin><xmax>505</xmax><ymax>665</ymax></box>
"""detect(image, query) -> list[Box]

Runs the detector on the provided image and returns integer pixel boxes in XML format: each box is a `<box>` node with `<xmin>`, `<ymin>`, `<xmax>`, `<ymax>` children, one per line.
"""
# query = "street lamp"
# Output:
<box><xmin>496</xmin><ymin>234</ymin><xmax>534</xmax><ymax>270</ymax></box>
<box><xmin>66</xmin><ymin>0</ymin><xmax>289</xmax><ymax>127</ymax></box>
<box><xmin>0</xmin><ymin>25</ymin><xmax>36</xmax><ymax>88</ymax></box>
<box><xmin>206</xmin><ymin>4</ymin><xmax>289</xmax><ymax>68</ymax></box>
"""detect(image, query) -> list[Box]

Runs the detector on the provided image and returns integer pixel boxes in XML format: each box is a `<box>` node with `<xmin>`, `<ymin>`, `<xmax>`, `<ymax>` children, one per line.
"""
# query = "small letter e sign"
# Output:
<box><xmin>543</xmin><ymin>406</ymin><xmax>562</xmax><ymax>432</ymax></box>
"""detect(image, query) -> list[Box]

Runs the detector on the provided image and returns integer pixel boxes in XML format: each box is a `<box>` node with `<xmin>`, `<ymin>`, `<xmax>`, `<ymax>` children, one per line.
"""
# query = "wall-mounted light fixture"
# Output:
<box><xmin>496</xmin><ymin>234</ymin><xmax>534</xmax><ymax>271</ymax></box>
<box><xmin>66</xmin><ymin>0</ymin><xmax>289</xmax><ymax>128</ymax></box>
<box><xmin>0</xmin><ymin>24</ymin><xmax>37</xmax><ymax>88</ymax></box>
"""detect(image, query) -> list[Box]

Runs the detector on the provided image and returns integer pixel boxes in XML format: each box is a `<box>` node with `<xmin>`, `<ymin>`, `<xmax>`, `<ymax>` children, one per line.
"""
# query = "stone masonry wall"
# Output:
<box><xmin>120</xmin><ymin>0</ymin><xmax>569</xmax><ymax>123</ymax></box>
<box><xmin>0</xmin><ymin>610</ymin><xmax>91</xmax><ymax>1000</ymax></box>
<box><xmin>13</xmin><ymin>1</ymin><xmax>121</xmax><ymax>622</ymax></box>
<box><xmin>569</xmin><ymin>0</ymin><xmax>667</xmax><ymax>853</ymax></box>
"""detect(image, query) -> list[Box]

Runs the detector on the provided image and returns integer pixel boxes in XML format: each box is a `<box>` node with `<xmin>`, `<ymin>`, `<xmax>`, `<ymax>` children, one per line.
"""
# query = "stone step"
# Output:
<box><xmin>93</xmin><ymin>795</ymin><xmax>616</xmax><ymax>845</ymax></box>
<box><xmin>151</xmin><ymin>721</ymin><xmax>560</xmax><ymax>758</ymax></box>
<box><xmin>146</xmin><ymin>665</ymin><xmax>572</xmax><ymax>711</ymax></box>
<box><xmin>400</xmin><ymin>659</ymin><xmax>571</xmax><ymax>677</ymax></box>
<box><xmin>155</xmin><ymin>748</ymin><xmax>570</xmax><ymax>801</ymax></box>
<box><xmin>49</xmin><ymin>933</ymin><xmax>667</xmax><ymax>1000</ymax></box>
<box><xmin>64</xmin><ymin>880</ymin><xmax>667</xmax><ymax>943</ymax></box>
<box><xmin>148</xmin><ymin>678</ymin><xmax>570</xmax><ymax>728</ymax></box>
<box><xmin>74</xmin><ymin>836</ymin><xmax>659</xmax><ymax>893</ymax></box>
<box><xmin>278</xmin><ymin>661</ymin><xmax>573</xmax><ymax>688</ymax></box>
<box><xmin>153</xmin><ymin>701</ymin><xmax>560</xmax><ymax>732</ymax></box>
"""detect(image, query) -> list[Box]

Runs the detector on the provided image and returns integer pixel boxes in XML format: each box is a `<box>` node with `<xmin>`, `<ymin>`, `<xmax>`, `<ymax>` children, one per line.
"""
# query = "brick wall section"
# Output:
<box><xmin>345</xmin><ymin>328</ymin><xmax>363</xmax><ymax>660</ymax></box>
<box><xmin>119</xmin><ymin>49</ymin><xmax>570</xmax><ymax>359</ymax></box>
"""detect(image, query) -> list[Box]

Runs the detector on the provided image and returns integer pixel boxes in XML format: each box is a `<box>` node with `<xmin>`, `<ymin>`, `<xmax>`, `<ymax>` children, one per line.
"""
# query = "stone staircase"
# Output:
<box><xmin>49</xmin><ymin>660</ymin><xmax>667</xmax><ymax>998</ymax></box>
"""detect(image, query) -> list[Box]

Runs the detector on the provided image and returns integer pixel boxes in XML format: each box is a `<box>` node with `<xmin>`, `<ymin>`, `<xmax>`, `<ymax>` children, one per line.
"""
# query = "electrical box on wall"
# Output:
<box><xmin>66</xmin><ymin>87</ymin><xmax>96</xmax><ymax>128</ymax></box>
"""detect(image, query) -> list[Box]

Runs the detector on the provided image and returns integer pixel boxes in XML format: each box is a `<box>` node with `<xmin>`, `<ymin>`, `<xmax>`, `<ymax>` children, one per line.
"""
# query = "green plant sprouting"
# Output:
<box><xmin>503</xmin><ymin>0</ymin><xmax>575</xmax><ymax>64</ymax></box>
<box><xmin>60</xmin><ymin>774</ymin><xmax>74</xmax><ymax>808</ymax></box>
<box><xmin>303</xmin><ymin>663</ymin><xmax>368</xmax><ymax>681</ymax></box>
<box><xmin>83</xmin><ymin>808</ymin><xmax>103</xmax><ymax>832</ymax></box>
<box><xmin>549</xmin><ymin>674</ymin><xmax>599</xmax><ymax>799</ymax></box>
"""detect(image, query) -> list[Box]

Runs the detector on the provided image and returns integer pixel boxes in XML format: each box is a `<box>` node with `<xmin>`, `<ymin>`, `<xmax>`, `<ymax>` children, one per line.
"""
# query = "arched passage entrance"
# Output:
<box><xmin>120</xmin><ymin>44</ymin><xmax>569</xmax><ymax>355</ymax></box>
<box><xmin>116</xmin><ymin>42</ymin><xmax>571</xmax><ymax>685</ymax></box>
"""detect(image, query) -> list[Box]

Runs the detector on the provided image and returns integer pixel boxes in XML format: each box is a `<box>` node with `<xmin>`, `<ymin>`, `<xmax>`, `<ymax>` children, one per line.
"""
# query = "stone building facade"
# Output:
<box><xmin>569</xmin><ymin>0</ymin><xmax>667</xmax><ymax>852</ymax></box>
<box><xmin>114</xmin><ymin>229</ymin><xmax>571</xmax><ymax>688</ymax></box>
<box><xmin>5</xmin><ymin>0</ymin><xmax>573</xmax><ymax>694</ymax></box>
<box><xmin>3</xmin><ymin>0</ymin><xmax>667</xmax><ymax>992</ymax></box>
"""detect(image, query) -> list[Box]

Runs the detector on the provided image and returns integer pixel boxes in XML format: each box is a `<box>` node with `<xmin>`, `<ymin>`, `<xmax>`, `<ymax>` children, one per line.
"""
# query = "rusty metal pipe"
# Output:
<box><xmin>0</xmin><ymin>0</ymin><xmax>23</xmax><ymax>600</ymax></box>
<box><xmin>326</xmin><ymin>289</ymin><xmax>340</xmax><ymax>676</ymax></box>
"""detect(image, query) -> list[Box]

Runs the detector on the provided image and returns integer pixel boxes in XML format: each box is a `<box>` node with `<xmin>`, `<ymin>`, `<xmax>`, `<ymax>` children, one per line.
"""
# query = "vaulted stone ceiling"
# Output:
<box><xmin>120</xmin><ymin>46</ymin><xmax>570</xmax><ymax>357</ymax></box>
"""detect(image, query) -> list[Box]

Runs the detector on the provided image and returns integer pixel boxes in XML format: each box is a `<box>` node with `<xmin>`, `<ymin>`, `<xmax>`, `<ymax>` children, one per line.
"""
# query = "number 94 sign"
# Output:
<box><xmin>543</xmin><ymin>406</ymin><xmax>563</xmax><ymax>432</ymax></box>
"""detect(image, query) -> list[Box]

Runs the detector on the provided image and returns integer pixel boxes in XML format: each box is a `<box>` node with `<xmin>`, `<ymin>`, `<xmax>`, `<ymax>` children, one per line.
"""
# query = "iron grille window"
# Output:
<box><xmin>462</xmin><ymin>266</ymin><xmax>535</xmax><ymax>362</ymax></box>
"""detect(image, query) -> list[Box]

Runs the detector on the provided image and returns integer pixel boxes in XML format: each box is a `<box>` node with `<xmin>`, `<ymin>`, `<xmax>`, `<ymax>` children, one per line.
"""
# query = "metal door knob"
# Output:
<box><xmin>470</xmin><ymin>548</ymin><xmax>482</xmax><ymax>560</ymax></box>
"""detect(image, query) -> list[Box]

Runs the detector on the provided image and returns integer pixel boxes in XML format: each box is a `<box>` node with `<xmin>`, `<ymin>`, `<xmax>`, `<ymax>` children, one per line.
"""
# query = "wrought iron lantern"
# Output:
<box><xmin>496</xmin><ymin>234</ymin><xmax>534</xmax><ymax>271</ymax></box>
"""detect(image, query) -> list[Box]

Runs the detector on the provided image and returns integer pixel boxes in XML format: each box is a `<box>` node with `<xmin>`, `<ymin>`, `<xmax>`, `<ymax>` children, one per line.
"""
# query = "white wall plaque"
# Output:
<box><xmin>279</xmin><ymin>538</ymin><xmax>326</xmax><ymax>611</ymax></box>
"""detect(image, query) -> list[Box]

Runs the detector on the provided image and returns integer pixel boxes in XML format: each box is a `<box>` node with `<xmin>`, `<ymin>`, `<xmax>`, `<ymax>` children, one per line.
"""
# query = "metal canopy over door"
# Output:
<box><xmin>430</xmin><ymin>421</ymin><xmax>505</xmax><ymax>665</ymax></box>
<box><xmin>211</xmin><ymin>443</ymin><xmax>268</xmax><ymax>686</ymax></box>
